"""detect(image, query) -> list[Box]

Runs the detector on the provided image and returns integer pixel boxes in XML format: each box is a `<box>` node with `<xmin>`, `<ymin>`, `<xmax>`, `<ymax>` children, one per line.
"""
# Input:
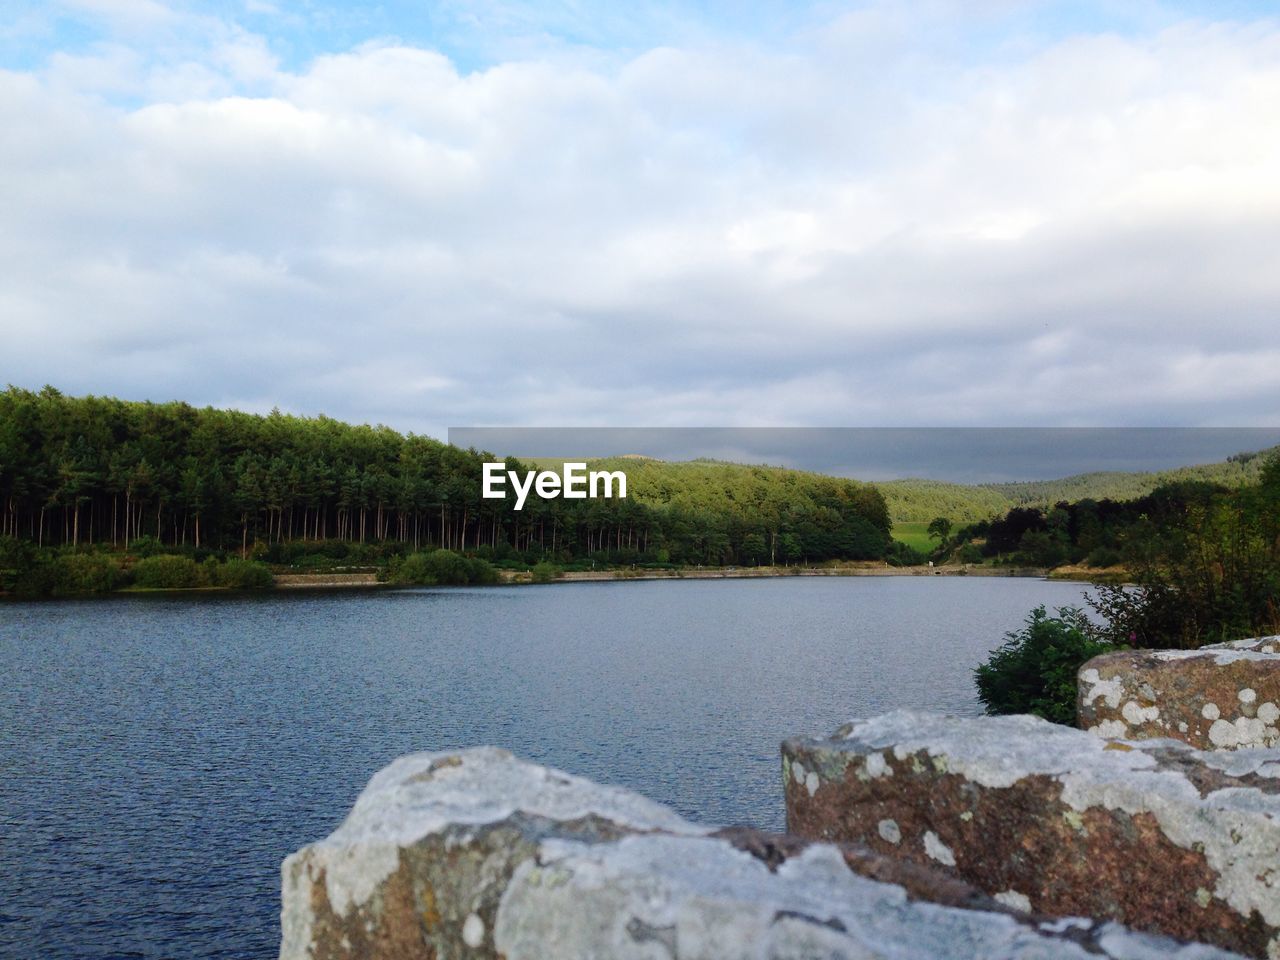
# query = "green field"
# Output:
<box><xmin>891</xmin><ymin>521</ymin><xmax>936</xmax><ymax>553</ymax></box>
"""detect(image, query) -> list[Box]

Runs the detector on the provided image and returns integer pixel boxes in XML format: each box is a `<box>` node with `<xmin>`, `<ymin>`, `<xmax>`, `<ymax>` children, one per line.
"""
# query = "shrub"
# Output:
<box><xmin>0</xmin><ymin>536</ymin><xmax>38</xmax><ymax>592</ymax></box>
<box><xmin>1085</xmin><ymin>546</ymin><xmax>1123</xmax><ymax>568</ymax></box>
<box><xmin>1016</xmin><ymin>530</ymin><xmax>1068</xmax><ymax>568</ymax></box>
<box><xmin>1089</xmin><ymin>470</ymin><xmax>1280</xmax><ymax>648</ymax></box>
<box><xmin>9</xmin><ymin>560</ymin><xmax>58</xmax><ymax>598</ymax></box>
<box><xmin>131</xmin><ymin>554</ymin><xmax>206</xmax><ymax>589</ymax></box>
<box><xmin>530</xmin><ymin>561</ymin><xmax>560</xmax><ymax>583</ymax></box>
<box><xmin>126</xmin><ymin>535</ymin><xmax>163</xmax><ymax>558</ymax></box>
<box><xmin>0</xmin><ymin>535</ymin><xmax>35</xmax><ymax>569</ymax></box>
<box><xmin>212</xmin><ymin>557</ymin><xmax>274</xmax><ymax>589</ymax></box>
<box><xmin>56</xmin><ymin>554</ymin><xmax>121</xmax><ymax>596</ymax></box>
<box><xmin>391</xmin><ymin>549</ymin><xmax>499</xmax><ymax>586</ymax></box>
<box><xmin>264</xmin><ymin>539</ymin><xmax>382</xmax><ymax>566</ymax></box>
<box><xmin>53</xmin><ymin>553</ymin><xmax>127</xmax><ymax>594</ymax></box>
<box><xmin>974</xmin><ymin>606</ymin><xmax>1115</xmax><ymax>725</ymax></box>
<box><xmin>9</xmin><ymin>551</ymin><xmax>128</xmax><ymax>598</ymax></box>
<box><xmin>884</xmin><ymin>541</ymin><xmax>927</xmax><ymax>567</ymax></box>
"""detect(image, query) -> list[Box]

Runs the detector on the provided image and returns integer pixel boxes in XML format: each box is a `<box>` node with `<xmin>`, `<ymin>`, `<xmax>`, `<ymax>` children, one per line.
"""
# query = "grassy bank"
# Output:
<box><xmin>890</xmin><ymin>521</ymin><xmax>936</xmax><ymax>554</ymax></box>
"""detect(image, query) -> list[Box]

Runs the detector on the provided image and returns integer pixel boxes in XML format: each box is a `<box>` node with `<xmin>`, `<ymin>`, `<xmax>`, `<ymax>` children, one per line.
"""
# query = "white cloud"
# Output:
<box><xmin>3</xmin><ymin>7</ymin><xmax>1280</xmax><ymax>435</ymax></box>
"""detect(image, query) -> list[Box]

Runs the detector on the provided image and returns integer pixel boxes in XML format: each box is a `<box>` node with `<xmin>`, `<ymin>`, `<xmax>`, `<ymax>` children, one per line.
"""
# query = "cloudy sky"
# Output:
<box><xmin>3</xmin><ymin>1</ymin><xmax>1279</xmax><ymax>439</ymax></box>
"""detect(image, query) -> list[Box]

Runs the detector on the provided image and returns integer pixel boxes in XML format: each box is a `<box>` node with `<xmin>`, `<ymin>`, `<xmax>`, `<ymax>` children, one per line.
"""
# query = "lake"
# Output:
<box><xmin>0</xmin><ymin>576</ymin><xmax>1092</xmax><ymax>959</ymax></box>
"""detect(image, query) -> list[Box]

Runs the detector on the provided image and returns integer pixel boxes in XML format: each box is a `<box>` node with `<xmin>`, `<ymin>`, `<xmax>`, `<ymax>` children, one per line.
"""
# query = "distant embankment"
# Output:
<box><xmin>268</xmin><ymin>565</ymin><xmax>1055</xmax><ymax>591</ymax></box>
<box><xmin>272</xmin><ymin>572</ymin><xmax>381</xmax><ymax>589</ymax></box>
<box><xmin>498</xmin><ymin>564</ymin><xmax>1050</xmax><ymax>583</ymax></box>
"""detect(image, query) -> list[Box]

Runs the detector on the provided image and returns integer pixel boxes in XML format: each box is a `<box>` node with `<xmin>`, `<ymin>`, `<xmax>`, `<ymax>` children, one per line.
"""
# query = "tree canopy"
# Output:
<box><xmin>0</xmin><ymin>387</ymin><xmax>892</xmax><ymax>569</ymax></box>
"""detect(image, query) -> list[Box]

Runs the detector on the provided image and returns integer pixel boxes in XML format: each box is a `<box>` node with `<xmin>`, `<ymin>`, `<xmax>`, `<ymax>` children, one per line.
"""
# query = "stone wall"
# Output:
<box><xmin>281</xmin><ymin>745</ymin><xmax>1243</xmax><ymax>959</ymax></box>
<box><xmin>1079</xmin><ymin>637</ymin><xmax>1280</xmax><ymax>750</ymax></box>
<box><xmin>783</xmin><ymin>711</ymin><xmax>1280</xmax><ymax>959</ymax></box>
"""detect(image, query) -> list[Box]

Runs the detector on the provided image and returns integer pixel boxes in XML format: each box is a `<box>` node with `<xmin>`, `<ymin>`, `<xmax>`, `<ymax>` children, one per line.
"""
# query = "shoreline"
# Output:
<box><xmin>270</xmin><ymin>562</ymin><xmax>1098</xmax><ymax>591</ymax></box>
<box><xmin>502</xmin><ymin>563</ymin><xmax>1055</xmax><ymax>583</ymax></box>
<box><xmin>1</xmin><ymin>563</ymin><xmax>1116</xmax><ymax>600</ymax></box>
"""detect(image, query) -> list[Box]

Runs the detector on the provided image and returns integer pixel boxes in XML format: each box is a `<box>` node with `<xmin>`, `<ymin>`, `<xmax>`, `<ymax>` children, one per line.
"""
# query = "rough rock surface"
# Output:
<box><xmin>783</xmin><ymin>710</ymin><xmax>1280</xmax><ymax>959</ymax></box>
<box><xmin>1079</xmin><ymin>637</ymin><xmax>1280</xmax><ymax>749</ymax></box>
<box><xmin>281</xmin><ymin>745</ymin><xmax>1243</xmax><ymax>959</ymax></box>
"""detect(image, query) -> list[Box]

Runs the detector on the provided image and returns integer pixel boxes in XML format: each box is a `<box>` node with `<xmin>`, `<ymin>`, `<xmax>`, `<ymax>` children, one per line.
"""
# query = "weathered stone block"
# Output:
<box><xmin>281</xmin><ymin>746</ymin><xmax>700</xmax><ymax>959</ymax></box>
<box><xmin>281</xmin><ymin>745</ymin><xmax>1242</xmax><ymax>959</ymax></box>
<box><xmin>783</xmin><ymin>710</ymin><xmax>1280</xmax><ymax>959</ymax></box>
<box><xmin>1079</xmin><ymin>637</ymin><xmax>1280</xmax><ymax>749</ymax></box>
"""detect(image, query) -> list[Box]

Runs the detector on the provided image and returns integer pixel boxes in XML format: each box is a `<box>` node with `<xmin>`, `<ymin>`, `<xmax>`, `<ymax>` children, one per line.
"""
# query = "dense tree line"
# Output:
<box><xmin>582</xmin><ymin>457</ymin><xmax>891</xmax><ymax>565</ymax></box>
<box><xmin>0</xmin><ymin>387</ymin><xmax>891</xmax><ymax>570</ymax></box>
<box><xmin>943</xmin><ymin>463</ymin><xmax>1280</xmax><ymax>648</ymax></box>
<box><xmin>982</xmin><ymin>450</ymin><xmax>1275</xmax><ymax>509</ymax></box>
<box><xmin>935</xmin><ymin>477</ymin><xmax>1273</xmax><ymax>571</ymax></box>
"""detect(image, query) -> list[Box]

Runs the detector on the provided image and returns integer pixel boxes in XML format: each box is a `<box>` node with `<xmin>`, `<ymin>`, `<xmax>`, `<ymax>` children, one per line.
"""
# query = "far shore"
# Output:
<box><xmin>271</xmin><ymin>562</ymin><xmax>1120</xmax><ymax>591</ymax></box>
<box><xmin>502</xmin><ymin>563</ymin><xmax>1053</xmax><ymax>583</ymax></box>
<box><xmin>2</xmin><ymin>563</ymin><xmax>1123</xmax><ymax>600</ymax></box>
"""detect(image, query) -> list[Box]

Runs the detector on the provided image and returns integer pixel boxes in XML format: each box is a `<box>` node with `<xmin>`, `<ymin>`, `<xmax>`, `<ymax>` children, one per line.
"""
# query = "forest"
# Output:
<box><xmin>936</xmin><ymin>472</ymin><xmax>1278</xmax><ymax>571</ymax></box>
<box><xmin>0</xmin><ymin>387</ymin><xmax>893</xmax><ymax>585</ymax></box>
<box><xmin>930</xmin><ymin>462</ymin><xmax>1280</xmax><ymax>649</ymax></box>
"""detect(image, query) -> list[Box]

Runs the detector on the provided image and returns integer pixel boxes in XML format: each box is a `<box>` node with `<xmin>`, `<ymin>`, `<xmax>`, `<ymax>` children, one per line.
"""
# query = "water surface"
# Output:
<box><xmin>0</xmin><ymin>576</ymin><xmax>1091</xmax><ymax>959</ymax></box>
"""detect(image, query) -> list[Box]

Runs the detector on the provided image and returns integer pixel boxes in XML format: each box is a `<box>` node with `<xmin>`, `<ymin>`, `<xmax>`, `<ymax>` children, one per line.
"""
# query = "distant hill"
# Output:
<box><xmin>584</xmin><ymin>456</ymin><xmax>886</xmax><ymax>517</ymax></box>
<box><xmin>878</xmin><ymin>479</ymin><xmax>1014</xmax><ymax>525</ymax></box>
<box><xmin>881</xmin><ymin>446</ymin><xmax>1278</xmax><ymax>523</ymax></box>
<box><xmin>496</xmin><ymin>447</ymin><xmax>1278</xmax><ymax>526</ymax></box>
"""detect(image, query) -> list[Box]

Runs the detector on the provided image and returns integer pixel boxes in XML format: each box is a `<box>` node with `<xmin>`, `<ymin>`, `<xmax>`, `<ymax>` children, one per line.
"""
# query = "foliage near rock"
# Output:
<box><xmin>1088</xmin><ymin>466</ymin><xmax>1280</xmax><ymax>648</ymax></box>
<box><xmin>975</xmin><ymin>458</ymin><xmax>1280</xmax><ymax>724</ymax></box>
<box><xmin>974</xmin><ymin>606</ymin><xmax>1116</xmax><ymax>724</ymax></box>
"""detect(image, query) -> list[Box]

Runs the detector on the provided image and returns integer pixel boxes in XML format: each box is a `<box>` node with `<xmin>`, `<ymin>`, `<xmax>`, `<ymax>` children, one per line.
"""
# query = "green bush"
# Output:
<box><xmin>390</xmin><ymin>549</ymin><xmax>499</xmax><ymax>586</ymax></box>
<box><xmin>1016</xmin><ymin>530</ymin><xmax>1068</xmax><ymax>568</ymax></box>
<box><xmin>126</xmin><ymin>535</ymin><xmax>163</xmax><ymax>558</ymax></box>
<box><xmin>0</xmin><ymin>535</ymin><xmax>35</xmax><ymax>569</ymax></box>
<box><xmin>974</xmin><ymin>606</ymin><xmax>1115</xmax><ymax>725</ymax></box>
<box><xmin>212</xmin><ymin>557</ymin><xmax>274</xmax><ymax>589</ymax></box>
<box><xmin>1</xmin><ymin>536</ymin><xmax>38</xmax><ymax>592</ymax></box>
<box><xmin>6</xmin><ymin>549</ymin><xmax>276</xmax><ymax>596</ymax></box>
<box><xmin>8</xmin><ymin>551</ymin><xmax>128</xmax><ymax>598</ymax></box>
<box><xmin>10</xmin><ymin>562</ymin><xmax>57</xmax><ymax>598</ymax></box>
<box><xmin>884</xmin><ymin>540</ymin><xmax>927</xmax><ymax>567</ymax></box>
<box><xmin>1086</xmin><ymin>546</ymin><xmax>1123</xmax><ymax>568</ymax></box>
<box><xmin>264</xmin><ymin>538</ymin><xmax>405</xmax><ymax>567</ymax></box>
<box><xmin>530</xmin><ymin>560</ymin><xmax>560</xmax><ymax>583</ymax></box>
<box><xmin>54</xmin><ymin>553</ymin><xmax>127</xmax><ymax>594</ymax></box>
<box><xmin>131</xmin><ymin>554</ymin><xmax>207</xmax><ymax>589</ymax></box>
<box><xmin>1089</xmin><ymin>471</ymin><xmax>1280</xmax><ymax>648</ymax></box>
